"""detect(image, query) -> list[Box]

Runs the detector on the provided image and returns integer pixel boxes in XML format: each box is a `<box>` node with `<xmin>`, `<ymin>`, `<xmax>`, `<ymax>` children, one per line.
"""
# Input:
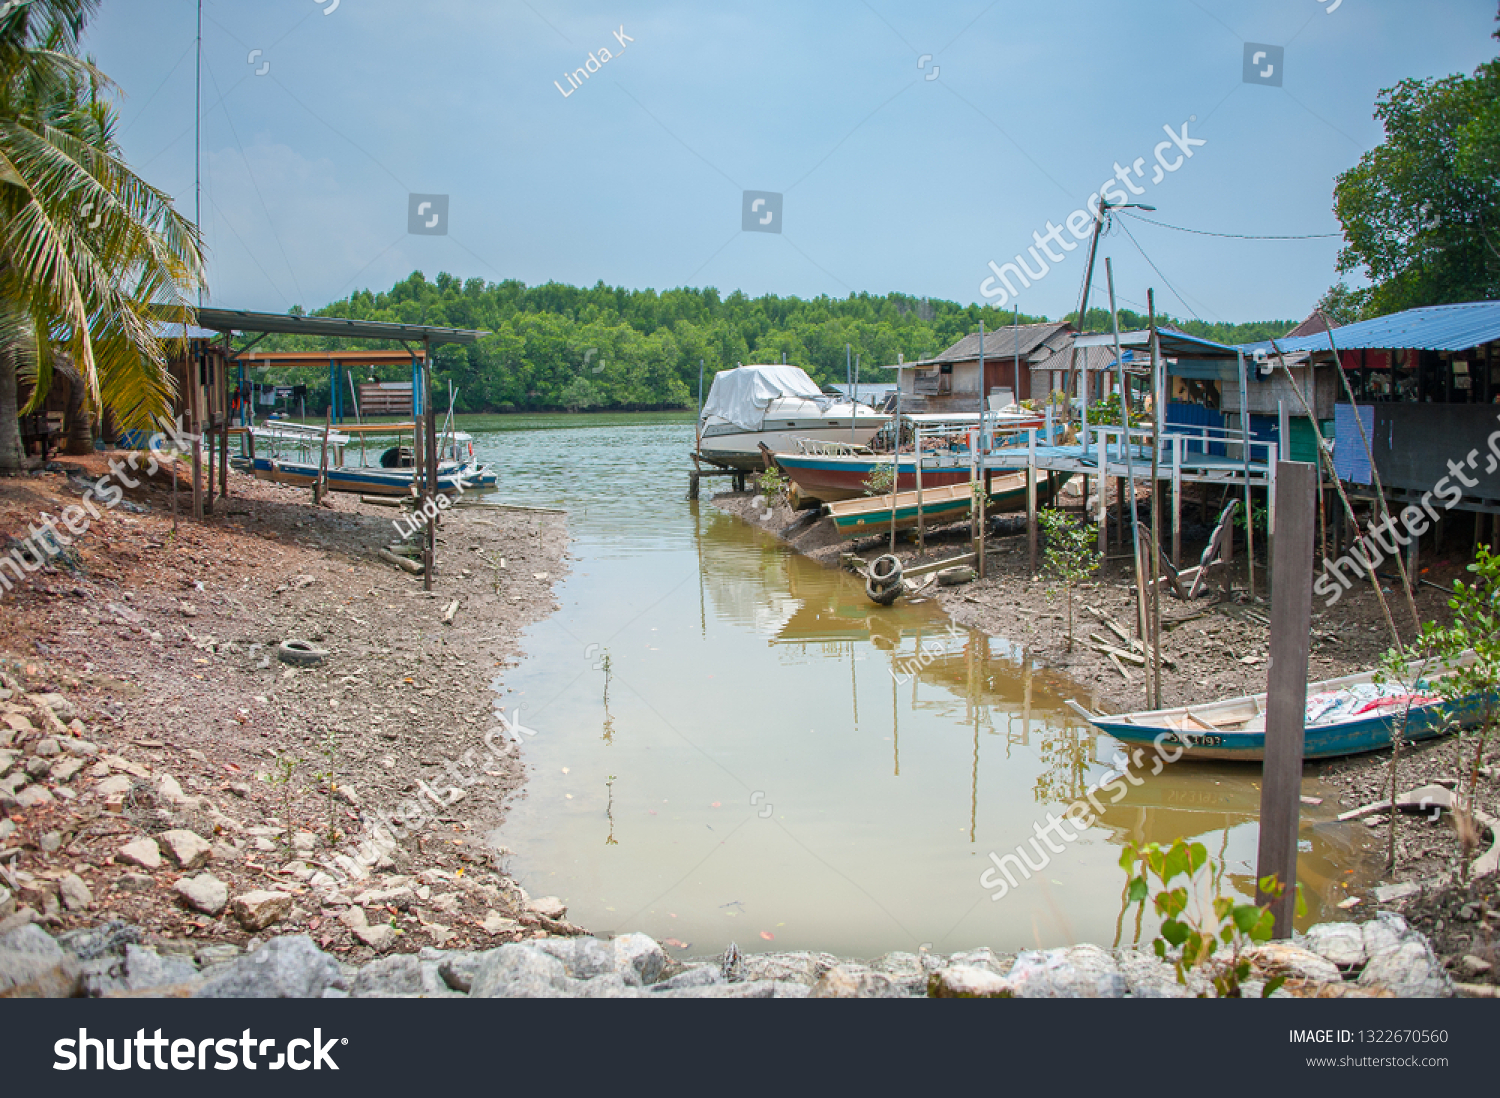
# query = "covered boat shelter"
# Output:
<box><xmin>180</xmin><ymin>308</ymin><xmax>488</xmax><ymax>587</ymax></box>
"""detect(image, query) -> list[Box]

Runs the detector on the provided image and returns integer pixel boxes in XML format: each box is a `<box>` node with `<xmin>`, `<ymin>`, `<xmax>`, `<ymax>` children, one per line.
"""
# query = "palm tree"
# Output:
<box><xmin>0</xmin><ymin>0</ymin><xmax>203</xmax><ymax>475</ymax></box>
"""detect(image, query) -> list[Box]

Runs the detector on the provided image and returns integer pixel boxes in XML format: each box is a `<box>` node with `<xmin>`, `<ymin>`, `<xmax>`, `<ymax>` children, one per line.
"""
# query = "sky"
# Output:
<box><xmin>84</xmin><ymin>0</ymin><xmax>1498</xmax><ymax>324</ymax></box>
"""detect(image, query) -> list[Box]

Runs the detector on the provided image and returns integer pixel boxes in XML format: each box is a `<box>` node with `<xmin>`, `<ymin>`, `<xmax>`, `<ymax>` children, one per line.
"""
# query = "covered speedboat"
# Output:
<box><xmin>697</xmin><ymin>365</ymin><xmax>889</xmax><ymax>471</ymax></box>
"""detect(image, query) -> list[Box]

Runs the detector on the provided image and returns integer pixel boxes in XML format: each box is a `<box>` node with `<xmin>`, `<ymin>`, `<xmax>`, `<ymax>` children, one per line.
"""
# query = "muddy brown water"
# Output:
<box><xmin>474</xmin><ymin>416</ymin><xmax>1379</xmax><ymax>959</ymax></box>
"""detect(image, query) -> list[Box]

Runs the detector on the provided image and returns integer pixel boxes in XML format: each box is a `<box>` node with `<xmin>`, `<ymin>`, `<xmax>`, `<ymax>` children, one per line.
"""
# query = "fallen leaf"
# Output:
<box><xmin>663</xmin><ymin>938</ymin><xmax>690</xmax><ymax>950</ymax></box>
<box><xmin>760</xmin><ymin>931</ymin><xmax>774</xmax><ymax>941</ymax></box>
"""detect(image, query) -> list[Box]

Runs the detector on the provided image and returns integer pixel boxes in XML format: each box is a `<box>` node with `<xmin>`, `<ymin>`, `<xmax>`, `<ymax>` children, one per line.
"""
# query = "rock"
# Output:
<box><xmin>116</xmin><ymin>837</ymin><xmax>162</xmax><ymax>870</ymax></box>
<box><xmin>1115</xmin><ymin>948</ymin><xmax>1196</xmax><ymax>998</ymax></box>
<box><xmin>928</xmin><ymin>964</ymin><xmax>1017</xmax><ymax>998</ymax></box>
<box><xmin>1242</xmin><ymin>942</ymin><xmax>1344</xmax><ymax>985</ymax></box>
<box><xmin>1457</xmin><ymin>955</ymin><xmax>1492</xmax><ymax>978</ymax></box>
<box><xmin>24</xmin><ymin>755</ymin><xmax>49</xmax><ymax>778</ymax></box>
<box><xmin>611</xmin><ymin>932</ymin><xmax>668</xmax><ymax>986</ymax></box>
<box><xmin>0</xmin><ymin>923</ymin><xmax>81</xmax><ymax>997</ymax></box>
<box><xmin>648</xmin><ymin>965</ymin><xmax>724</xmax><ymax>993</ymax></box>
<box><xmin>95</xmin><ymin>774</ymin><xmax>131</xmax><ymax>797</ymax></box>
<box><xmin>84</xmin><ymin>945</ymin><xmax>200</xmax><ymax>997</ymax></box>
<box><xmin>810</xmin><ymin>964</ymin><xmax>904</xmax><ymax>998</ymax></box>
<box><xmin>0</xmin><ymin>749</ymin><xmax>15</xmax><ymax>777</ymax></box>
<box><xmin>58</xmin><ymin>874</ymin><xmax>92</xmax><ymax>912</ymax></box>
<box><xmin>15</xmin><ymin>785</ymin><xmax>53</xmax><ymax>808</ymax></box>
<box><xmin>31</xmin><ymin>694</ymin><xmax>75</xmax><ymax>720</ymax></box>
<box><xmin>174</xmin><ymin>873</ymin><xmax>228</xmax><ymax>916</ymax></box>
<box><xmin>157</xmin><ymin>829</ymin><xmax>212</xmax><ymax>870</ymax></box>
<box><xmin>1006</xmin><ymin>944</ymin><xmax>1126</xmax><ymax>998</ymax></box>
<box><xmin>116</xmin><ymin>873</ymin><xmax>153</xmax><ymax>892</ymax></box>
<box><xmin>1359</xmin><ymin>939</ymin><xmax>1455</xmax><ymax>998</ymax></box>
<box><xmin>350</xmin><ymin>954</ymin><xmax>455</xmax><ymax>998</ymax></box>
<box><xmin>1361</xmin><ymin>911</ymin><xmax>1415</xmax><ymax>959</ymax></box>
<box><xmin>739</xmin><ymin>950</ymin><xmax>841</xmax><ymax>986</ymax></box>
<box><xmin>530</xmin><ymin>936</ymin><xmax>618</xmax><ymax>981</ymax></box>
<box><xmin>0</xmin><ymin>887</ymin><xmax>11</xmax><ymax>921</ymax></box>
<box><xmin>1302</xmin><ymin>922</ymin><xmax>1367</xmax><ymax>970</ymax></box>
<box><xmin>155</xmin><ymin>774</ymin><xmax>194</xmax><ymax>807</ymax></box>
<box><xmin>435</xmin><ymin>951</ymin><xmax>481</xmax><ymax>993</ymax></box>
<box><xmin>56</xmin><ymin>921</ymin><xmax>141</xmax><ymax>961</ymax></box>
<box><xmin>32</xmin><ymin>737</ymin><xmax>60</xmax><ymax>758</ymax></box>
<box><xmin>352</xmin><ymin>921</ymin><xmax>395</xmax><ymax>951</ymax></box>
<box><xmin>39</xmin><ymin>830</ymin><xmax>61</xmax><ymax>853</ymax></box>
<box><xmin>653</xmin><ymin>979</ymin><xmax>806</xmax><ymax>999</ymax></box>
<box><xmin>194</xmin><ymin>936</ymin><xmax>343</xmax><ymax>998</ymax></box>
<box><xmin>524</xmin><ymin>895</ymin><xmax>567</xmax><ymax>921</ymax></box>
<box><xmin>469</xmin><ymin>944</ymin><xmax>571</xmax><ymax>998</ymax></box>
<box><xmin>948</xmin><ymin>947</ymin><xmax>1016</xmax><ymax>976</ymax></box>
<box><xmin>231</xmin><ymin>890</ymin><xmax>293</xmax><ymax>932</ymax></box>
<box><xmin>1373</xmin><ymin>881</ymin><xmax>1421</xmax><ymax>904</ymax></box>
<box><xmin>480</xmin><ymin>910</ymin><xmax>519</xmax><ymax>936</ymax></box>
<box><xmin>292</xmin><ymin>831</ymin><xmax>316</xmax><ymax>853</ymax></box>
<box><xmin>868</xmin><ymin>950</ymin><xmax>933</xmax><ymax>994</ymax></box>
<box><xmin>63</xmin><ymin>739</ymin><xmax>97</xmax><ymax>756</ymax></box>
<box><xmin>49</xmin><ymin>756</ymin><xmax>84</xmax><ymax>783</ymax></box>
<box><xmin>195</xmin><ymin>944</ymin><xmax>242</xmax><ymax>968</ymax></box>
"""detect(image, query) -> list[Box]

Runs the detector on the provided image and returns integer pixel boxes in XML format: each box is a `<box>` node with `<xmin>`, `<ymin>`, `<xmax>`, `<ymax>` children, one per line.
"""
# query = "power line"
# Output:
<box><xmin>1121</xmin><ymin>212</ymin><xmax>1340</xmax><ymax>241</ymax></box>
<box><xmin>1115</xmin><ymin>219</ymin><xmax>1207</xmax><ymax>323</ymax></box>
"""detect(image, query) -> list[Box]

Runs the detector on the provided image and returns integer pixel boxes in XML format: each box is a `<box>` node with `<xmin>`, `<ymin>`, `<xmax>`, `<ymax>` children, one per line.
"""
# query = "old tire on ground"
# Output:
<box><xmin>277</xmin><ymin>639</ymin><xmax>329</xmax><ymax>667</ymax></box>
<box><xmin>869</xmin><ymin>554</ymin><xmax>903</xmax><ymax>589</ymax></box>
<box><xmin>865</xmin><ymin>575</ymin><xmax>903</xmax><ymax>606</ymax></box>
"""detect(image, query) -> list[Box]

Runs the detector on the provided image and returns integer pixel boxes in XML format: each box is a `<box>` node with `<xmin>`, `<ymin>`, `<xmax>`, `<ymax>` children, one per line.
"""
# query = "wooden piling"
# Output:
<box><xmin>1254</xmin><ymin>460</ymin><xmax>1317</xmax><ymax>938</ymax></box>
<box><xmin>1026</xmin><ymin>428</ymin><xmax>1038</xmax><ymax>576</ymax></box>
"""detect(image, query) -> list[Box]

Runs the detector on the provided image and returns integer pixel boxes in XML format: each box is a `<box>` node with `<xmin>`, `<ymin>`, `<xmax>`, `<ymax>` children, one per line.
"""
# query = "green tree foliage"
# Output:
<box><xmin>252</xmin><ymin>274</ymin><xmax>1303</xmax><ymax>415</ymax></box>
<box><xmin>1329</xmin><ymin>36</ymin><xmax>1500</xmax><ymax>317</ymax></box>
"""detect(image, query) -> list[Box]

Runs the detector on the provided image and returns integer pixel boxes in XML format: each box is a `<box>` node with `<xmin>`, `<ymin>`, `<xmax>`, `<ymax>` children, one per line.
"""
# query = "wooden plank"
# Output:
<box><xmin>378</xmin><ymin>548</ymin><xmax>424</xmax><ymax>575</ymax></box>
<box><xmin>903</xmin><ymin>552</ymin><xmax>978</xmax><ymax>580</ymax></box>
<box><xmin>1254</xmin><ymin>460</ymin><xmax>1317</xmax><ymax>938</ymax></box>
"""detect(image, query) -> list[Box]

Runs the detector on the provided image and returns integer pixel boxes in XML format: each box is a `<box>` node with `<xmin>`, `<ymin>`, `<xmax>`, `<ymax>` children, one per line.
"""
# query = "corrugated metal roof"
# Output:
<box><xmin>1241</xmin><ymin>301</ymin><xmax>1500</xmax><ymax>355</ymax></box>
<box><xmin>906</xmin><ymin>322</ymin><xmax>1072</xmax><ymax>367</ymax></box>
<box><xmin>192</xmin><ymin>307</ymin><xmax>489</xmax><ymax>345</ymax></box>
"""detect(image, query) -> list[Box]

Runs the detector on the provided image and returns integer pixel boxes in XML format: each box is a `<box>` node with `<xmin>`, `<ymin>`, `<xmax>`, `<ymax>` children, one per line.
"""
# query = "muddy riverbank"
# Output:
<box><xmin>0</xmin><ymin>456</ymin><xmax>578</xmax><ymax>960</ymax></box>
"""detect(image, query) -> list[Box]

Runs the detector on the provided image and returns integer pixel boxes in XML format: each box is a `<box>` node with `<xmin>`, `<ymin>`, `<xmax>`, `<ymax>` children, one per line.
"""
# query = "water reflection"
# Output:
<box><xmin>477</xmin><ymin>418</ymin><xmax>1377</xmax><ymax>957</ymax></box>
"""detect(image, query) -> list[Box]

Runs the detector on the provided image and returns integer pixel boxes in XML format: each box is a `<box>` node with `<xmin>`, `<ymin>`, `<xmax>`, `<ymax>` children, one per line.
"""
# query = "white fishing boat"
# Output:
<box><xmin>697</xmin><ymin>364</ymin><xmax>889</xmax><ymax>471</ymax></box>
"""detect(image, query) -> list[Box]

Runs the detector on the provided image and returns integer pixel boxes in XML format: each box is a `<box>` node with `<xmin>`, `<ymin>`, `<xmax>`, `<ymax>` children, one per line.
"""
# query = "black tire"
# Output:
<box><xmin>869</xmin><ymin>554</ymin><xmax>903</xmax><ymax>589</ymax></box>
<box><xmin>865</xmin><ymin>575</ymin><xmax>902</xmax><ymax>606</ymax></box>
<box><xmin>277</xmin><ymin>639</ymin><xmax>329</xmax><ymax>667</ymax></box>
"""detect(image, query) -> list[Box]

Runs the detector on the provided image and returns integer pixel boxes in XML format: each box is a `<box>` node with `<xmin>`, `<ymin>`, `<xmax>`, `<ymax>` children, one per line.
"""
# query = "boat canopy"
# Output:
<box><xmin>701</xmin><ymin>364</ymin><xmax>827</xmax><ymax>431</ymax></box>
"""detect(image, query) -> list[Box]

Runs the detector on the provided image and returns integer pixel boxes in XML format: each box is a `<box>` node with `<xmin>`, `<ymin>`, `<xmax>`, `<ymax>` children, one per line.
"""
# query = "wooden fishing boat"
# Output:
<box><xmin>245</xmin><ymin>455</ymin><xmax>495</xmax><ymax>496</ymax></box>
<box><xmin>824</xmin><ymin>470</ymin><xmax>1072</xmax><ymax>538</ymax></box>
<box><xmin>1067</xmin><ymin>653</ymin><xmax>1490</xmax><ymax>761</ymax></box>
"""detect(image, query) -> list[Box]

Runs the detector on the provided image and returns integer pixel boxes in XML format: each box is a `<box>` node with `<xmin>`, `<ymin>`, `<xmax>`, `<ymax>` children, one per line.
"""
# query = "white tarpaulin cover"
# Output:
<box><xmin>700</xmin><ymin>365</ymin><xmax>827</xmax><ymax>431</ymax></box>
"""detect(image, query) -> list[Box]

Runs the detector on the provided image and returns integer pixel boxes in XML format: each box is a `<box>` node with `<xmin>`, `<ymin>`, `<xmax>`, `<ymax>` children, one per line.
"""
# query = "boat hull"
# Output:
<box><xmin>249</xmin><ymin>456</ymin><xmax>495</xmax><ymax>496</ymax></box>
<box><xmin>774</xmin><ymin>452</ymin><xmax>983</xmax><ymax>502</ymax></box>
<box><xmin>826</xmin><ymin>472</ymin><xmax>1072</xmax><ymax>537</ymax></box>
<box><xmin>698</xmin><ymin>420</ymin><xmax>890</xmax><ymax>471</ymax></box>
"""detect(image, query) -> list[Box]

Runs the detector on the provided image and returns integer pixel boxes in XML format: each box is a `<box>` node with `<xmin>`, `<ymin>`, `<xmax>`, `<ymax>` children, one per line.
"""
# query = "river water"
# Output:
<box><xmin>470</xmin><ymin>414</ymin><xmax>1374</xmax><ymax>959</ymax></box>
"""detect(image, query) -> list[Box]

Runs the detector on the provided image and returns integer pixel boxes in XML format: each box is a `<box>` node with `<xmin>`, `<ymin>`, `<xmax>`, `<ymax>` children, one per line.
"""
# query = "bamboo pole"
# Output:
<box><xmin>915</xmin><ymin>426</ymin><xmax>926</xmax><ymax>552</ymax></box>
<box><xmin>1147</xmin><ymin>292</ymin><xmax>1163</xmax><ymax>710</ymax></box>
<box><xmin>1236</xmin><ymin>350</ymin><xmax>1255</xmax><ymax>599</ymax></box>
<box><xmin>1105</xmin><ymin>261</ymin><xmax>1146</xmax><ymax>668</ymax></box>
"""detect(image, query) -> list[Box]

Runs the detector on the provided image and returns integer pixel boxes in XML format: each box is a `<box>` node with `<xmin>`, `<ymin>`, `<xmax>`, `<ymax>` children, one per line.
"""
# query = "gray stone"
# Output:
<box><xmin>928</xmin><ymin>964</ymin><xmax>1017</xmax><ymax>998</ymax></box>
<box><xmin>116</xmin><ymin>837</ymin><xmax>161</xmax><ymax>870</ymax></box>
<box><xmin>433</xmin><ymin>951</ymin><xmax>481</xmax><ymax>993</ymax></box>
<box><xmin>116</xmin><ymin>872</ymin><xmax>153</xmax><ymax>892</ymax></box>
<box><xmin>524</xmin><ymin>895</ymin><xmax>567</xmax><ymax>920</ymax></box>
<box><xmin>1458</xmin><ymin>955</ymin><xmax>1493</xmax><ymax>978</ymax></box>
<box><xmin>1373</xmin><ymin>881</ymin><xmax>1422</xmax><ymax>904</ymax></box>
<box><xmin>194</xmin><ymin>936</ymin><xmax>342</xmax><ymax>998</ymax></box>
<box><xmin>612</xmin><ymin>932</ymin><xmax>668</xmax><ymax>986</ymax></box>
<box><xmin>350</xmin><ymin>954</ymin><xmax>456</xmax><ymax>998</ymax></box>
<box><xmin>648</xmin><ymin>965</ymin><xmax>724</xmax><ymax>993</ymax></box>
<box><xmin>1115</xmin><ymin>948</ymin><xmax>1195</xmax><ymax>998</ymax></box>
<box><xmin>651</xmin><ymin>979</ymin><xmax>805</xmax><ymax>998</ymax></box>
<box><xmin>0</xmin><ymin>749</ymin><xmax>15</xmax><ymax>777</ymax></box>
<box><xmin>158</xmin><ymin>829</ymin><xmax>212</xmax><ymax>871</ymax></box>
<box><xmin>809</xmin><ymin>964</ymin><xmax>905</xmax><ymax>998</ymax></box>
<box><xmin>58</xmin><ymin>873</ymin><xmax>92</xmax><ymax>912</ymax></box>
<box><xmin>230</xmin><ymin>890</ymin><xmax>292</xmax><ymax>932</ymax></box>
<box><xmin>39</xmin><ymin>830</ymin><xmax>61</xmax><ymax>853</ymax></box>
<box><xmin>174</xmin><ymin>873</ymin><xmax>228</xmax><ymax>916</ymax></box>
<box><xmin>85</xmin><ymin>945</ymin><xmax>199</xmax><ymax>997</ymax></box>
<box><xmin>32</xmin><ymin>737</ymin><xmax>60</xmax><ymax>758</ymax></box>
<box><xmin>49</xmin><ymin>756</ymin><xmax>84</xmax><ymax>783</ymax></box>
<box><xmin>15</xmin><ymin>785</ymin><xmax>53</xmax><ymax>808</ymax></box>
<box><xmin>1006</xmin><ymin>944</ymin><xmax>1126</xmax><ymax>998</ymax></box>
<box><xmin>56</xmin><ymin>920</ymin><xmax>140</xmax><ymax>961</ymax></box>
<box><xmin>0</xmin><ymin>886</ymin><xmax>11</xmax><ymax>921</ymax></box>
<box><xmin>95</xmin><ymin>775</ymin><xmax>132</xmax><ymax>797</ymax></box>
<box><xmin>0</xmin><ymin>923</ymin><xmax>81</xmax><ymax>997</ymax></box>
<box><xmin>738</xmin><ymin>950</ymin><xmax>841</xmax><ymax>986</ymax></box>
<box><xmin>353</xmin><ymin>923</ymin><xmax>395</xmax><ymax>951</ymax></box>
<box><xmin>867</xmin><ymin>950</ymin><xmax>930</xmax><ymax>993</ymax></box>
<box><xmin>1362</xmin><ymin>912</ymin><xmax>1415</xmax><ymax>959</ymax></box>
<box><xmin>949</xmin><ymin>948</ymin><xmax>1018</xmax><ymax>975</ymax></box>
<box><xmin>63</xmin><ymin>739</ymin><xmax>97</xmax><ymax>756</ymax></box>
<box><xmin>469</xmin><ymin>944</ymin><xmax>572</xmax><ymax>998</ymax></box>
<box><xmin>195</xmin><ymin>944</ymin><xmax>242</xmax><ymax>967</ymax></box>
<box><xmin>1302</xmin><ymin>922</ymin><xmax>1367</xmax><ymax>969</ymax></box>
<box><xmin>571</xmin><ymin>973</ymin><xmax>643</xmax><ymax>998</ymax></box>
<box><xmin>1358</xmin><ymin>939</ymin><xmax>1455</xmax><ymax>998</ymax></box>
<box><xmin>24</xmin><ymin>755</ymin><xmax>50</xmax><ymax>778</ymax></box>
<box><xmin>530</xmin><ymin>936</ymin><xmax>617</xmax><ymax>981</ymax></box>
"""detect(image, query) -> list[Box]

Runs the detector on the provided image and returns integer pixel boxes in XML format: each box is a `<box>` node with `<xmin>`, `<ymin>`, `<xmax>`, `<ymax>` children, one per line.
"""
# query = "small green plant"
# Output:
<box><xmin>1119</xmin><ymin>838</ymin><xmax>1306</xmax><ymax>998</ymax></box>
<box><xmin>314</xmin><ymin>728</ymin><xmax>343</xmax><ymax>848</ymax></box>
<box><xmin>755</xmin><ymin>467</ymin><xmax>789</xmax><ymax>505</ymax></box>
<box><xmin>1048</xmin><ymin>389</ymin><xmax>1072</xmax><ymax>408</ymax></box>
<box><xmin>863</xmin><ymin>460</ymin><xmax>895</xmax><ymax>497</ymax></box>
<box><xmin>264</xmin><ymin>753</ymin><xmax>301</xmax><ymax>852</ymax></box>
<box><xmin>604</xmin><ymin>774</ymin><xmax>618</xmax><ymax>846</ymax></box>
<box><xmin>1038</xmin><ymin>509</ymin><xmax>1101</xmax><ymax>652</ymax></box>
<box><xmin>1086</xmin><ymin>393</ymin><xmax>1144</xmax><ymax>428</ymax></box>
<box><xmin>600</xmin><ymin>649</ymin><xmax>615</xmax><ymax>745</ymax></box>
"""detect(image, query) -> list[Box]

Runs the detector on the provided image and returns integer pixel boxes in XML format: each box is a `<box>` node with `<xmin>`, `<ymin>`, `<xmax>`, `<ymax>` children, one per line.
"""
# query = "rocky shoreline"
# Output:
<box><xmin>0</xmin><ymin>909</ymin><xmax>1467</xmax><ymax>998</ymax></box>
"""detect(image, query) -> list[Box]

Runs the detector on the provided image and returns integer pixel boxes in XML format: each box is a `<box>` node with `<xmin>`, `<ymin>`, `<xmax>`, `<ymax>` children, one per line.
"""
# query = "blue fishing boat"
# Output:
<box><xmin>1066</xmin><ymin>655</ymin><xmax>1490</xmax><ymax>761</ymax></box>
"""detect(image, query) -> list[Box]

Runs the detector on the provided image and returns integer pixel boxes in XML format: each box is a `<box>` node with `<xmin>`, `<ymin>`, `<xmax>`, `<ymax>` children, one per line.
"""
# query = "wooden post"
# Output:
<box><xmin>1096</xmin><ymin>430</ymin><xmax>1108</xmax><ymax>556</ymax></box>
<box><xmin>1171</xmin><ymin>434</ymin><xmax>1183</xmax><ymax>567</ymax></box>
<box><xmin>1255</xmin><ymin>459</ymin><xmax>1317</xmax><ymax>938</ymax></box>
<box><xmin>1236</xmin><ymin>351</ymin><xmax>1255</xmax><ymax>599</ymax></box>
<box><xmin>915</xmin><ymin>427</ymin><xmax>925</xmax><ymax>552</ymax></box>
<box><xmin>423</xmin><ymin>336</ymin><xmax>437</xmax><ymax>591</ymax></box>
<box><xmin>314</xmin><ymin>410</ymin><xmax>332</xmax><ymax>506</ymax></box>
<box><xmin>1027</xmin><ymin>428</ymin><xmax>1038</xmax><ymax>575</ymax></box>
<box><xmin>190</xmin><ymin>346</ymin><xmax>203</xmax><ymax>521</ymax></box>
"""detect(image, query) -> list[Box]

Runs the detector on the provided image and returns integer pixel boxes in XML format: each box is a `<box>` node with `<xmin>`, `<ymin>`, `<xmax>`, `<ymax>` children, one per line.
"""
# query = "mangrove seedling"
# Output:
<box><xmin>1039</xmin><ymin>509</ymin><xmax>1101</xmax><ymax>652</ymax></box>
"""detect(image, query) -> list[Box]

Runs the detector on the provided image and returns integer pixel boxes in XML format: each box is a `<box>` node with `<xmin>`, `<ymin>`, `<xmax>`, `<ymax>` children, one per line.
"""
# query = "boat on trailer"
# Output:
<box><xmin>824</xmin><ymin>470</ymin><xmax>1073</xmax><ymax>538</ymax></box>
<box><xmin>1067</xmin><ymin>653</ymin><xmax>1490</xmax><ymax>761</ymax></box>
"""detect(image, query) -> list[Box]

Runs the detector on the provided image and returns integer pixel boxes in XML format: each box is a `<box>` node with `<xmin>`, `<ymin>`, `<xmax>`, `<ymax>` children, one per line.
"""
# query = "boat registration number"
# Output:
<box><xmin>1160</xmin><ymin>732</ymin><xmax>1226</xmax><ymax>748</ymax></box>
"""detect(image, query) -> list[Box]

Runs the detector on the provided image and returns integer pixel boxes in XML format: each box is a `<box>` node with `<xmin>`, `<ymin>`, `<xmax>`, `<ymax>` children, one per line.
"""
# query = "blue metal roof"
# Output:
<box><xmin>1240</xmin><ymin>301</ymin><xmax>1500</xmax><ymax>356</ymax></box>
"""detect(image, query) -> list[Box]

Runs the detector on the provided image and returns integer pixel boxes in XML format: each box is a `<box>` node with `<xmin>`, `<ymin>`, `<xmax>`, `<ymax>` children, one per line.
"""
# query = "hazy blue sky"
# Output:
<box><xmin>85</xmin><ymin>0</ymin><xmax>1496</xmax><ymax>323</ymax></box>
